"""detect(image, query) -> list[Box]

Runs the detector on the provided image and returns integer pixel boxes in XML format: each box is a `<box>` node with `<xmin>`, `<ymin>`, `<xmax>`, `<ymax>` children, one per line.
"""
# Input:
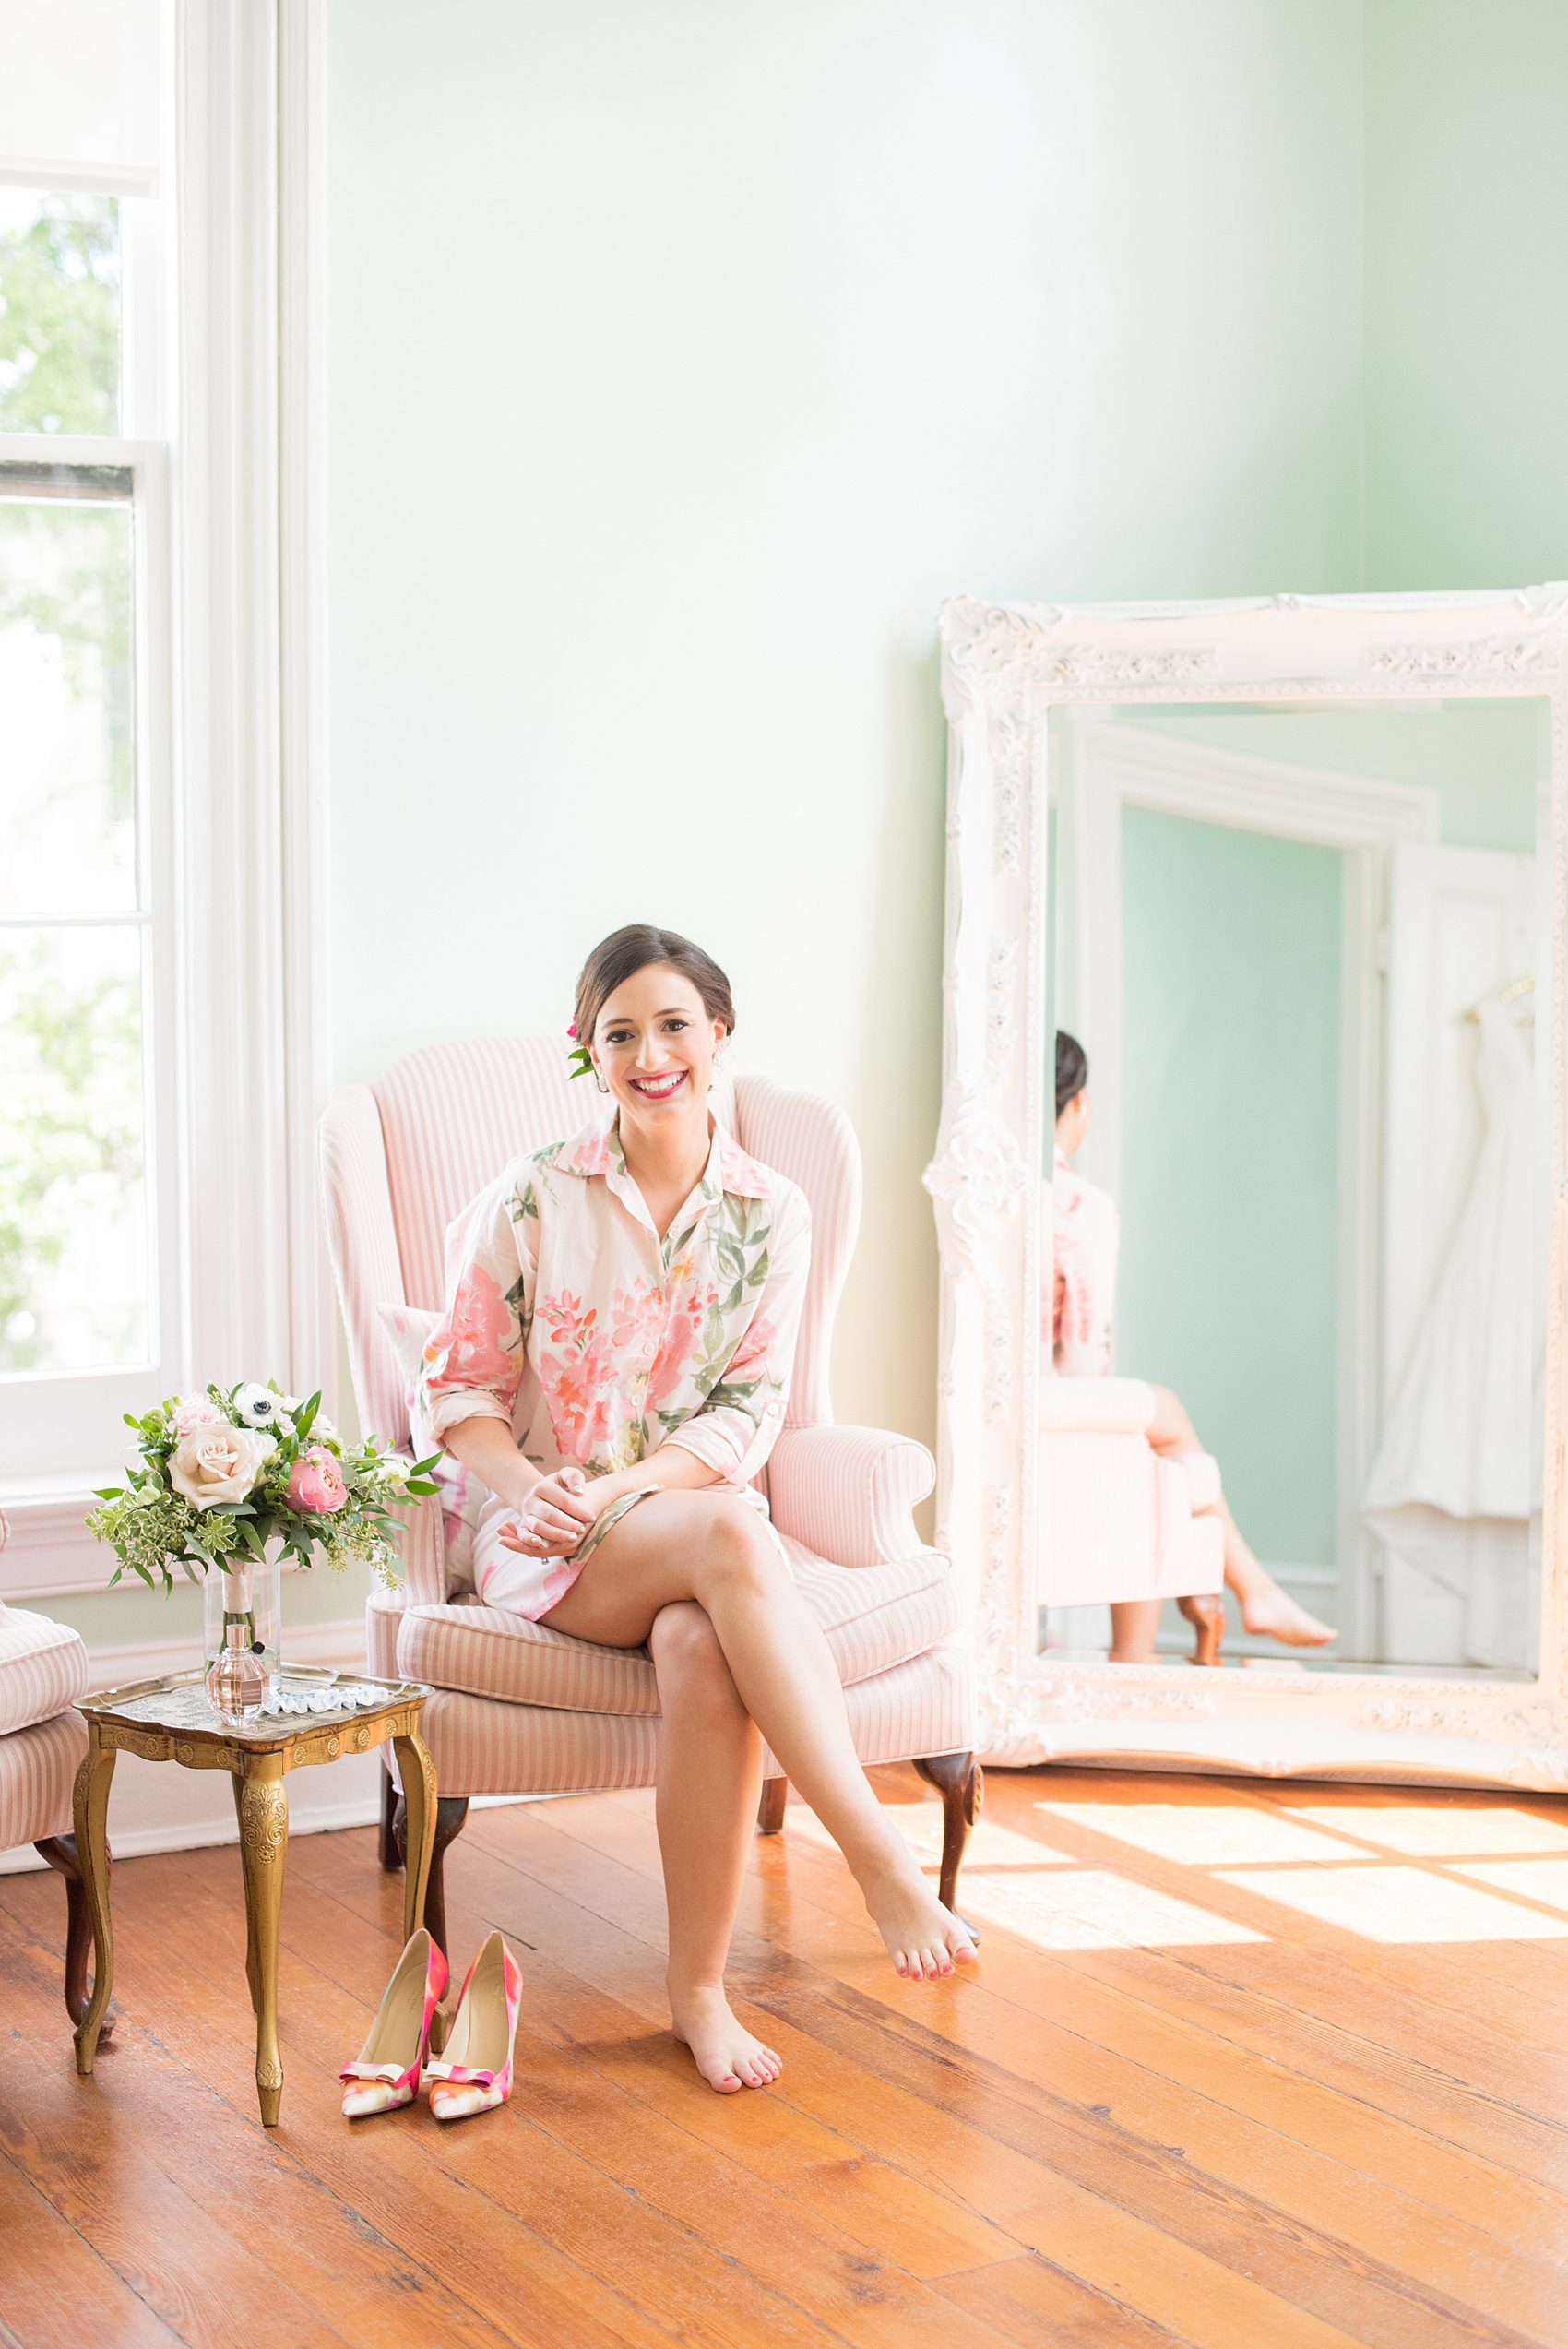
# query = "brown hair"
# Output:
<box><xmin>1055</xmin><ymin>1029</ymin><xmax>1088</xmax><ymax>1118</ymax></box>
<box><xmin>573</xmin><ymin>924</ymin><xmax>736</xmax><ymax>1052</ymax></box>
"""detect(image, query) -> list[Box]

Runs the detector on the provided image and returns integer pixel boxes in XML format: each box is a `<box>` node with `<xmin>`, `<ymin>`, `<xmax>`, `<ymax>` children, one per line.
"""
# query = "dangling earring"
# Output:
<box><xmin>595</xmin><ymin>1068</ymin><xmax>609</xmax><ymax>1094</ymax></box>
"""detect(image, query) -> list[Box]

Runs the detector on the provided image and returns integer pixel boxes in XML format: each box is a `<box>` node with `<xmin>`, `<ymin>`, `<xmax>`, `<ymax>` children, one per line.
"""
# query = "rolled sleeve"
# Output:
<box><xmin>664</xmin><ymin>1186</ymin><xmax>811</xmax><ymax>1484</ymax></box>
<box><xmin>418</xmin><ymin>1169</ymin><xmax>535</xmax><ymax>1447</ymax></box>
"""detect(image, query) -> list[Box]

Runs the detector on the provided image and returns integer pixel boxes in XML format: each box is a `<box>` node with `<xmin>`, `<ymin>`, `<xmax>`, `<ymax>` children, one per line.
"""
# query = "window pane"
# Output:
<box><xmin>0</xmin><ymin>188</ymin><xmax>120</xmax><ymax>435</ymax></box>
<box><xmin>0</xmin><ymin>924</ymin><xmax>149</xmax><ymax>1375</ymax></box>
<box><xmin>0</xmin><ymin>486</ymin><xmax>136</xmax><ymax>913</ymax></box>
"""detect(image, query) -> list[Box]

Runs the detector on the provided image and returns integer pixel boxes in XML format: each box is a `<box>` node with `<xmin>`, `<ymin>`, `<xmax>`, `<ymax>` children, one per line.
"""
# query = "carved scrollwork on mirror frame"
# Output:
<box><xmin>933</xmin><ymin>586</ymin><xmax>1568</xmax><ymax>1790</ymax></box>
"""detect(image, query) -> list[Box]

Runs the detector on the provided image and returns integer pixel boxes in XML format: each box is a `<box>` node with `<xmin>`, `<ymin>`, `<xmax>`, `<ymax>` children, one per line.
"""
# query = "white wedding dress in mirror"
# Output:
<box><xmin>1362</xmin><ymin>996</ymin><xmax>1540</xmax><ymax>1670</ymax></box>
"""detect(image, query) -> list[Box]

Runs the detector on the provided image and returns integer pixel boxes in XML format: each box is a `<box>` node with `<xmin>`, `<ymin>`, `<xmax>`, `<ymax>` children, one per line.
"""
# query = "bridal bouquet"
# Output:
<box><xmin>88</xmin><ymin>1381</ymin><xmax>440</xmax><ymax>1592</ymax></box>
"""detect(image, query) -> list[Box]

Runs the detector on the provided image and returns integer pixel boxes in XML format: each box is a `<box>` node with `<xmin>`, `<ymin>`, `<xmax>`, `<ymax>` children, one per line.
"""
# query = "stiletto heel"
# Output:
<box><xmin>339</xmin><ymin>1926</ymin><xmax>447</xmax><ymax>2117</ymax></box>
<box><xmin>425</xmin><ymin>1930</ymin><xmax>522</xmax><ymax>2122</ymax></box>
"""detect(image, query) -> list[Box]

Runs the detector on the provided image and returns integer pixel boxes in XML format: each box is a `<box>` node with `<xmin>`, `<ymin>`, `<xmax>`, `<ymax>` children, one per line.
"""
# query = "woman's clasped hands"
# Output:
<box><xmin>498</xmin><ymin>1466</ymin><xmax>597</xmax><ymax>1560</ymax></box>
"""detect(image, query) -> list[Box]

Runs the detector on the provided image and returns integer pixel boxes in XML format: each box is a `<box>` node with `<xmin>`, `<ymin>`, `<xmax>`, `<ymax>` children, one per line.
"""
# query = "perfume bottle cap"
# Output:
<box><xmin>225</xmin><ymin>1623</ymin><xmax>249</xmax><ymax>1651</ymax></box>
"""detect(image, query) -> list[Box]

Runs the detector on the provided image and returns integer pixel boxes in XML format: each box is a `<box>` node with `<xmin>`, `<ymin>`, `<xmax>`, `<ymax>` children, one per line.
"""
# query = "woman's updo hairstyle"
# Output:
<box><xmin>1055</xmin><ymin>1029</ymin><xmax>1088</xmax><ymax>1120</ymax></box>
<box><xmin>574</xmin><ymin>924</ymin><xmax>736</xmax><ymax>1052</ymax></box>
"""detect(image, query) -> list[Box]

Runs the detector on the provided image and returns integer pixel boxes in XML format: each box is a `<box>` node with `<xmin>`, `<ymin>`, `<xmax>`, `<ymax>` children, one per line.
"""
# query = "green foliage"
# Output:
<box><xmin>0</xmin><ymin>194</ymin><xmax>119</xmax><ymax>434</ymax></box>
<box><xmin>0</xmin><ymin>936</ymin><xmax>143</xmax><ymax>1370</ymax></box>
<box><xmin>88</xmin><ymin>1385</ymin><xmax>442</xmax><ymax>1594</ymax></box>
<box><xmin>0</xmin><ymin>500</ymin><xmax>134</xmax><ymax>807</ymax></box>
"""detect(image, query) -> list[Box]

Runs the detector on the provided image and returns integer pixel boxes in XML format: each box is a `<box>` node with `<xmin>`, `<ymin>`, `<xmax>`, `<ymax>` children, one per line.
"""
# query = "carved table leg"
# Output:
<box><xmin>912</xmin><ymin>1749</ymin><xmax>984</xmax><ymax>1919</ymax></box>
<box><xmin>378</xmin><ymin>1757</ymin><xmax>401</xmax><ymax>1870</ymax></box>
<box><xmin>232</xmin><ymin>1756</ymin><xmax>289</xmax><ymax>2128</ymax></box>
<box><xmin>70</xmin><ymin>1735</ymin><xmax>117</xmax><ymax>2076</ymax></box>
<box><xmin>756</xmin><ymin>1777</ymin><xmax>789</xmax><ymax>1833</ymax></box>
<box><xmin>1178</xmin><ymin>1590</ymin><xmax>1226</xmax><ymax>1666</ymax></box>
<box><xmin>391</xmin><ymin>1733</ymin><xmax>438</xmax><ymax>1947</ymax></box>
<box><xmin>35</xmin><ymin>1833</ymin><xmax>114</xmax><ymax>2038</ymax></box>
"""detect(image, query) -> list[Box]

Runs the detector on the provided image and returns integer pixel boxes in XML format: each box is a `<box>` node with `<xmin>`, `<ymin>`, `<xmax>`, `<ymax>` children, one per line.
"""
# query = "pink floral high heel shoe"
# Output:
<box><xmin>424</xmin><ymin>1930</ymin><xmax>522</xmax><ymax>2122</ymax></box>
<box><xmin>339</xmin><ymin>1926</ymin><xmax>448</xmax><ymax>2118</ymax></box>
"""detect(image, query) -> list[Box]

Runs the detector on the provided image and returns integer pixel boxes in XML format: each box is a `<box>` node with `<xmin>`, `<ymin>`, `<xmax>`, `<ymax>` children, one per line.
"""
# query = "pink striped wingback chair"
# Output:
<box><xmin>0</xmin><ymin>1513</ymin><xmax>106</xmax><ymax>2031</ymax></box>
<box><xmin>319</xmin><ymin>1038</ymin><xmax>980</xmax><ymax>1951</ymax></box>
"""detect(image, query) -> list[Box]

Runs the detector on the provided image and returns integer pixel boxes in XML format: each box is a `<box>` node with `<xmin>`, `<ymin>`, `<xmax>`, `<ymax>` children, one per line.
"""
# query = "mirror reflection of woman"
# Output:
<box><xmin>1051</xmin><ymin>1032</ymin><xmax>1336</xmax><ymax>1662</ymax></box>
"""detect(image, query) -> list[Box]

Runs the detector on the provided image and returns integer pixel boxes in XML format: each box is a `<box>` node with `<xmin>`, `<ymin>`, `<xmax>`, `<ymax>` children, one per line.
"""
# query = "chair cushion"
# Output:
<box><xmin>414</xmin><ymin>1645</ymin><xmax>974</xmax><ymax>1798</ymax></box>
<box><xmin>0</xmin><ymin>1606</ymin><xmax>88</xmax><ymax>1738</ymax></box>
<box><xmin>396</xmin><ymin>1540</ymin><xmax>963</xmax><ymax>1715</ymax></box>
<box><xmin>0</xmin><ymin>1709</ymin><xmax>89</xmax><ymax>1847</ymax></box>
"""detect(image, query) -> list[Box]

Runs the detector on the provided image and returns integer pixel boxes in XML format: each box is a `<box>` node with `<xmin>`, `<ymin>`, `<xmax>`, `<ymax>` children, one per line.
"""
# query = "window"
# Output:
<box><xmin>0</xmin><ymin>0</ymin><xmax>329</xmax><ymax>1564</ymax></box>
<box><xmin>1</xmin><ymin>4</ymin><xmax>173</xmax><ymax>1484</ymax></box>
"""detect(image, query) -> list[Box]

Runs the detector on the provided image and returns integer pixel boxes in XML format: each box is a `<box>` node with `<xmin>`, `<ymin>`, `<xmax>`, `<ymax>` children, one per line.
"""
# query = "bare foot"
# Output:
<box><xmin>1239</xmin><ymin>1587</ymin><xmax>1337</xmax><ymax>1647</ymax></box>
<box><xmin>670</xmin><ymin>1983</ymin><xmax>781</xmax><ymax>2093</ymax></box>
<box><xmin>862</xmin><ymin>1857</ymin><xmax>978</xmax><ymax>1981</ymax></box>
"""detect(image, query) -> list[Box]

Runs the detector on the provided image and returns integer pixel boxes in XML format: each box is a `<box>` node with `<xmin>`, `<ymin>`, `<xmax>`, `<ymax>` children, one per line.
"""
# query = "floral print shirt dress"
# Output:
<box><xmin>419</xmin><ymin>1113</ymin><xmax>811</xmax><ymax>1618</ymax></box>
<box><xmin>1049</xmin><ymin>1146</ymin><xmax>1119</xmax><ymax>1378</ymax></box>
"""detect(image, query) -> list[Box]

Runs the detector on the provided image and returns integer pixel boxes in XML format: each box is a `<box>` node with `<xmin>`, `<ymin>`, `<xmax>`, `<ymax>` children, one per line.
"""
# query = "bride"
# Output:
<box><xmin>423</xmin><ymin>923</ymin><xmax>977</xmax><ymax>2095</ymax></box>
<box><xmin>1051</xmin><ymin>1031</ymin><xmax>1336</xmax><ymax>1662</ymax></box>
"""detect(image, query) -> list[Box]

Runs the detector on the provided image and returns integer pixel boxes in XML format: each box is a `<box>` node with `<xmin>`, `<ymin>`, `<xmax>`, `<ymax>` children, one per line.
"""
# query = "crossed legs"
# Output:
<box><xmin>541</xmin><ymin>1490</ymin><xmax>976</xmax><ymax>2090</ymax></box>
<box><xmin>1108</xmin><ymin>1383</ymin><xmax>1337</xmax><ymax>1662</ymax></box>
<box><xmin>647</xmin><ymin>1602</ymin><xmax>779</xmax><ymax>2091</ymax></box>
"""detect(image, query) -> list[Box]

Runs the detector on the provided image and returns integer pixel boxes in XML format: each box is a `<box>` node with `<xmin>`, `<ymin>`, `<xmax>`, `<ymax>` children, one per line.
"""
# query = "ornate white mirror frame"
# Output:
<box><xmin>925</xmin><ymin>587</ymin><xmax>1568</xmax><ymax>1789</ymax></box>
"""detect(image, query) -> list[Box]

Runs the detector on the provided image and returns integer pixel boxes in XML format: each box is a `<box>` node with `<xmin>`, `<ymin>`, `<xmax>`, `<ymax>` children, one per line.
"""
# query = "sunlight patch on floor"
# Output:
<box><xmin>1036</xmin><ymin>1801</ymin><xmax>1370</xmax><ymax>1866</ymax></box>
<box><xmin>1447</xmin><ymin>1858</ymin><xmax>1568</xmax><ymax>1913</ymax></box>
<box><xmin>786</xmin><ymin>1805</ymin><xmax>1076</xmax><ymax>1869</ymax></box>
<box><xmin>1217</xmin><ymin>1865</ymin><xmax>1568</xmax><ymax>1942</ymax></box>
<box><xmin>1284</xmin><ymin>1806</ymin><xmax>1568</xmax><ymax>1858</ymax></box>
<box><xmin>961</xmin><ymin>1868</ymin><xmax>1265</xmax><ymax>1950</ymax></box>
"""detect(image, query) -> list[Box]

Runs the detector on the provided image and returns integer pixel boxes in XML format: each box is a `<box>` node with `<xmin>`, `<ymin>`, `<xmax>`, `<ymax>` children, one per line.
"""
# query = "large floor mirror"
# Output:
<box><xmin>928</xmin><ymin>591</ymin><xmax>1568</xmax><ymax>1787</ymax></box>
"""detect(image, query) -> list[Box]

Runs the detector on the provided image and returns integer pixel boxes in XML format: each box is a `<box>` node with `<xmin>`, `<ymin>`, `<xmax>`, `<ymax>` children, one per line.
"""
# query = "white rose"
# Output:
<box><xmin>232</xmin><ymin>1382</ymin><xmax>292</xmax><ymax>1434</ymax></box>
<box><xmin>169</xmin><ymin>1422</ymin><xmax>274</xmax><ymax>1510</ymax></box>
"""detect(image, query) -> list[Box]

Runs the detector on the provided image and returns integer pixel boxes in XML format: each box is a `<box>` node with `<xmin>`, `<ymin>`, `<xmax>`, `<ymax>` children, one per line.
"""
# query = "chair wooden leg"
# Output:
<box><xmin>911</xmin><ymin>1750</ymin><xmax>983</xmax><ymax>1916</ymax></box>
<box><xmin>1178</xmin><ymin>1590</ymin><xmax>1226</xmax><ymax>1666</ymax></box>
<box><xmin>377</xmin><ymin>1759</ymin><xmax>401</xmax><ymax>1869</ymax></box>
<box><xmin>34</xmin><ymin>1834</ymin><xmax>114</xmax><ymax>2037</ymax></box>
<box><xmin>756</xmin><ymin>1776</ymin><xmax>789</xmax><ymax>1833</ymax></box>
<box><xmin>393</xmin><ymin>1792</ymin><xmax>469</xmax><ymax>1965</ymax></box>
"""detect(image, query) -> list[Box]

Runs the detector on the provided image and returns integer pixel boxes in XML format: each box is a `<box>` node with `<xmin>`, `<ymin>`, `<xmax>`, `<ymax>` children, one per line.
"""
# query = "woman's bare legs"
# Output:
<box><xmin>544</xmin><ymin>1492</ymin><xmax>976</xmax><ymax>1988</ymax></box>
<box><xmin>647</xmin><ymin>1602</ymin><xmax>780</xmax><ymax>2093</ymax></box>
<box><xmin>1108</xmin><ymin>1387</ymin><xmax>1336</xmax><ymax>1661</ymax></box>
<box><xmin>1108</xmin><ymin>1597</ymin><xmax>1162</xmax><ymax>1661</ymax></box>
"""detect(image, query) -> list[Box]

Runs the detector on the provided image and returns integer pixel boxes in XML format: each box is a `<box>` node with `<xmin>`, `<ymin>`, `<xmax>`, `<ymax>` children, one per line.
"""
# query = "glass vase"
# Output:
<box><xmin>201</xmin><ymin>1545</ymin><xmax>281</xmax><ymax>1692</ymax></box>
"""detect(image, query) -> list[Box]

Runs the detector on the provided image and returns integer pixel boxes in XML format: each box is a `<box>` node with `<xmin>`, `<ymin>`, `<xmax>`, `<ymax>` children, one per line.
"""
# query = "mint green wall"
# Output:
<box><xmin>1118</xmin><ymin>810</ymin><xmax>1342</xmax><ymax>1562</ymax></box>
<box><xmin>1364</xmin><ymin>0</ymin><xmax>1568</xmax><ymax>590</ymax></box>
<box><xmin>326</xmin><ymin>0</ymin><xmax>1366</xmax><ymax>1472</ymax></box>
<box><xmin>1108</xmin><ymin>701</ymin><xmax>1544</xmax><ymax>1575</ymax></box>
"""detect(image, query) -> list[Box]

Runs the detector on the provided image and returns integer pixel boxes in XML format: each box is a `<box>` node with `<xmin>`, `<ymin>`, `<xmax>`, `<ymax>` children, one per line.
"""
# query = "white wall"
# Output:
<box><xmin>327</xmin><ymin>0</ymin><xmax>1365</xmax><ymax>1469</ymax></box>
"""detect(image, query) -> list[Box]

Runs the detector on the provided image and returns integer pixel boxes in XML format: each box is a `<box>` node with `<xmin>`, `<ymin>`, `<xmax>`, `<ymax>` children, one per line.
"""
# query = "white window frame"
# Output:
<box><xmin>0</xmin><ymin>435</ymin><xmax>178</xmax><ymax>1482</ymax></box>
<box><xmin>1</xmin><ymin>0</ymin><xmax>330</xmax><ymax>1600</ymax></box>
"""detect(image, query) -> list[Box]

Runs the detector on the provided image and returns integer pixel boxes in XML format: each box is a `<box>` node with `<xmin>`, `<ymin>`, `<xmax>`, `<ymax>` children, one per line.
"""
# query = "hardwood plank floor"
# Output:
<box><xmin>3</xmin><ymin>1763</ymin><xmax>1567</xmax><ymax>2348</ymax></box>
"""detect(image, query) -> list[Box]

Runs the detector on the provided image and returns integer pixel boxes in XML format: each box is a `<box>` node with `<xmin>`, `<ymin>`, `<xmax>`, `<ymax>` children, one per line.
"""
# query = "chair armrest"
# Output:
<box><xmin>766</xmin><ymin>1425</ymin><xmax>934</xmax><ymax>1569</ymax></box>
<box><xmin>1173</xmin><ymin>1450</ymin><xmax>1222</xmax><ymax>1515</ymax></box>
<box><xmin>1040</xmin><ymin>1376</ymin><xmax>1155</xmax><ymax>1435</ymax></box>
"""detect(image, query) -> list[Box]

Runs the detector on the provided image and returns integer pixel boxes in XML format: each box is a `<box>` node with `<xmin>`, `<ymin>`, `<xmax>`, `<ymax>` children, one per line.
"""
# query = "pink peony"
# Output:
<box><xmin>287</xmin><ymin>1446</ymin><xmax>348</xmax><ymax>1516</ymax></box>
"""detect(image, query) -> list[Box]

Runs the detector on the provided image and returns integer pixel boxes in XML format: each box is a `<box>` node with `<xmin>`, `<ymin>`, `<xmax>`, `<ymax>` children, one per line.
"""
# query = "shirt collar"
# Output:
<box><xmin>553</xmin><ymin>1114</ymin><xmax>769</xmax><ymax>1204</ymax></box>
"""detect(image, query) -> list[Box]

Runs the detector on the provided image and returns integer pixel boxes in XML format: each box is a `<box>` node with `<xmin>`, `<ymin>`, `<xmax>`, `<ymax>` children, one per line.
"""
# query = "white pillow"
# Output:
<box><xmin>377</xmin><ymin>1303</ymin><xmax>487</xmax><ymax>1589</ymax></box>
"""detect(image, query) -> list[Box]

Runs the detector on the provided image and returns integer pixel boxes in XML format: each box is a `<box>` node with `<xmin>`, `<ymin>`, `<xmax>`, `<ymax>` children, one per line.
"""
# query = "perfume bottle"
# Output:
<box><xmin>207</xmin><ymin>1622</ymin><xmax>270</xmax><ymax>1725</ymax></box>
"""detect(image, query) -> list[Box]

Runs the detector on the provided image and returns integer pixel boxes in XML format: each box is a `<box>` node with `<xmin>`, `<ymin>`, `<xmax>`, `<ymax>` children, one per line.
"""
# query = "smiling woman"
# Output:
<box><xmin>428</xmin><ymin>921</ymin><xmax>978</xmax><ymax>2096</ymax></box>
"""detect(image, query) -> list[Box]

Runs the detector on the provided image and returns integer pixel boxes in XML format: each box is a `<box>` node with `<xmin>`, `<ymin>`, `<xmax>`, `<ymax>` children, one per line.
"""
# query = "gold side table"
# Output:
<box><xmin>72</xmin><ymin>1667</ymin><xmax>436</xmax><ymax>2128</ymax></box>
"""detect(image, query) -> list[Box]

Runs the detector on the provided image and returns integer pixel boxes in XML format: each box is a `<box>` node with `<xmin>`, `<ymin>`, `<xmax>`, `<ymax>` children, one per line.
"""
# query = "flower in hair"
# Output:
<box><xmin>566</xmin><ymin>1021</ymin><xmax>577</xmax><ymax>1038</ymax></box>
